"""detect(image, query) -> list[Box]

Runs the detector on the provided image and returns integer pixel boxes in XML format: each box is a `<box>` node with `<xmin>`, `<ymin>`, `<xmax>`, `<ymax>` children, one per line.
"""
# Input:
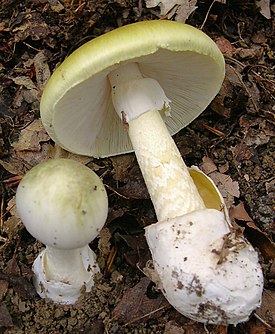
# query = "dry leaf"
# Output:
<box><xmin>12</xmin><ymin>119</ymin><xmax>49</xmax><ymax>152</ymax></box>
<box><xmin>245</xmin><ymin>222</ymin><xmax>275</xmax><ymax>261</ymax></box>
<box><xmin>33</xmin><ymin>51</ymin><xmax>51</xmax><ymax>92</ymax></box>
<box><xmin>256</xmin><ymin>0</ymin><xmax>271</xmax><ymax>19</ymax></box>
<box><xmin>164</xmin><ymin>321</ymin><xmax>186</xmax><ymax>334</ymax></box>
<box><xmin>215</xmin><ymin>36</ymin><xmax>236</xmax><ymax>57</ymax></box>
<box><xmin>0</xmin><ymin>302</ymin><xmax>13</xmax><ymax>327</ymax></box>
<box><xmin>112</xmin><ymin>277</ymin><xmax>170</xmax><ymax>325</ymax></box>
<box><xmin>47</xmin><ymin>0</ymin><xmax>65</xmax><ymax>12</ymax></box>
<box><xmin>208</xmin><ymin>171</ymin><xmax>240</xmax><ymax>209</ymax></box>
<box><xmin>144</xmin><ymin>0</ymin><xmax>197</xmax><ymax>22</ymax></box>
<box><xmin>199</xmin><ymin>156</ymin><xmax>217</xmax><ymax>175</ymax></box>
<box><xmin>12</xmin><ymin>76</ymin><xmax>37</xmax><ymax>91</ymax></box>
<box><xmin>256</xmin><ymin>290</ymin><xmax>275</xmax><ymax>328</ymax></box>
<box><xmin>230</xmin><ymin>202</ymin><xmax>252</xmax><ymax>221</ymax></box>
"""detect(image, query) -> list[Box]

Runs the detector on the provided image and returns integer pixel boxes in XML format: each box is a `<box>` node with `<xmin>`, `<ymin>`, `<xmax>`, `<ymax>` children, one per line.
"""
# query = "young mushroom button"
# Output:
<box><xmin>16</xmin><ymin>159</ymin><xmax>108</xmax><ymax>304</ymax></box>
<box><xmin>40</xmin><ymin>21</ymin><xmax>263</xmax><ymax>322</ymax></box>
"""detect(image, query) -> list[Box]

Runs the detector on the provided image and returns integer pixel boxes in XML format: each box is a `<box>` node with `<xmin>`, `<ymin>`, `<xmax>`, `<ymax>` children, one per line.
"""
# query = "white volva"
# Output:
<box><xmin>109</xmin><ymin>63</ymin><xmax>263</xmax><ymax>325</ymax></box>
<box><xmin>16</xmin><ymin>159</ymin><xmax>108</xmax><ymax>304</ymax></box>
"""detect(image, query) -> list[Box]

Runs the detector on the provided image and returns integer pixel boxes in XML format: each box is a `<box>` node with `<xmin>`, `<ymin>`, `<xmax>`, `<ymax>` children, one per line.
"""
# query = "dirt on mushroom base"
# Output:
<box><xmin>0</xmin><ymin>0</ymin><xmax>274</xmax><ymax>333</ymax></box>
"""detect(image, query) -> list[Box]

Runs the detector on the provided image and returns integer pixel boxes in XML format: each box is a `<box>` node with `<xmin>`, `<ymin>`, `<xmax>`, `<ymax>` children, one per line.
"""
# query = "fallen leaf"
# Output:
<box><xmin>164</xmin><ymin>321</ymin><xmax>186</xmax><ymax>334</ymax></box>
<box><xmin>111</xmin><ymin>155</ymin><xmax>149</xmax><ymax>199</ymax></box>
<box><xmin>256</xmin><ymin>290</ymin><xmax>275</xmax><ymax>328</ymax></box>
<box><xmin>12</xmin><ymin>12</ymin><xmax>51</xmax><ymax>42</ymax></box>
<box><xmin>0</xmin><ymin>280</ymin><xmax>9</xmax><ymax>302</ymax></box>
<box><xmin>112</xmin><ymin>277</ymin><xmax>170</xmax><ymax>325</ymax></box>
<box><xmin>199</xmin><ymin>156</ymin><xmax>217</xmax><ymax>175</ymax></box>
<box><xmin>111</xmin><ymin>154</ymin><xmax>136</xmax><ymax>183</ymax></box>
<box><xmin>33</xmin><ymin>51</ymin><xmax>51</xmax><ymax>91</ymax></box>
<box><xmin>119</xmin><ymin>179</ymin><xmax>149</xmax><ymax>199</ymax></box>
<box><xmin>211</xmin><ymin>64</ymin><xmax>244</xmax><ymax>117</ymax></box>
<box><xmin>47</xmin><ymin>0</ymin><xmax>65</xmax><ymax>12</ymax></box>
<box><xmin>0</xmin><ymin>159</ymin><xmax>25</xmax><ymax>176</ymax></box>
<box><xmin>12</xmin><ymin>119</ymin><xmax>49</xmax><ymax>152</ymax></box>
<box><xmin>245</xmin><ymin>127</ymin><xmax>274</xmax><ymax>147</ymax></box>
<box><xmin>208</xmin><ymin>171</ymin><xmax>240</xmax><ymax>209</ymax></box>
<box><xmin>0</xmin><ymin>302</ymin><xmax>13</xmax><ymax>327</ymax></box>
<box><xmin>246</xmin><ymin>221</ymin><xmax>275</xmax><ymax>261</ymax></box>
<box><xmin>215</xmin><ymin>36</ymin><xmax>236</xmax><ymax>57</ymax></box>
<box><xmin>231</xmin><ymin>142</ymin><xmax>256</xmax><ymax>162</ymax></box>
<box><xmin>251</xmin><ymin>31</ymin><xmax>267</xmax><ymax>44</ymax></box>
<box><xmin>11</xmin><ymin>76</ymin><xmax>37</xmax><ymax>91</ymax></box>
<box><xmin>256</xmin><ymin>0</ymin><xmax>271</xmax><ymax>19</ymax></box>
<box><xmin>144</xmin><ymin>0</ymin><xmax>197</xmax><ymax>22</ymax></box>
<box><xmin>230</xmin><ymin>202</ymin><xmax>252</xmax><ymax>221</ymax></box>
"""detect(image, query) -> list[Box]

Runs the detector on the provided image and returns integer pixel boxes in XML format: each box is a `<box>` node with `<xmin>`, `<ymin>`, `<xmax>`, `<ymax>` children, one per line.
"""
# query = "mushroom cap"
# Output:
<box><xmin>16</xmin><ymin>159</ymin><xmax>108</xmax><ymax>249</ymax></box>
<box><xmin>40</xmin><ymin>20</ymin><xmax>225</xmax><ymax>157</ymax></box>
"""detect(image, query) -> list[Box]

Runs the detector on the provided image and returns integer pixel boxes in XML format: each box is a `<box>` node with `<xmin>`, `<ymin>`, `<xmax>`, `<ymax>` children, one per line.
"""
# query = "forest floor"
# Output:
<box><xmin>0</xmin><ymin>0</ymin><xmax>274</xmax><ymax>333</ymax></box>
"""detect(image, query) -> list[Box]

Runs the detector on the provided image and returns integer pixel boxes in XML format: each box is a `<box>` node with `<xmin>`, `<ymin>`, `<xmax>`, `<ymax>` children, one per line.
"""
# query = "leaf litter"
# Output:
<box><xmin>0</xmin><ymin>0</ymin><xmax>274</xmax><ymax>333</ymax></box>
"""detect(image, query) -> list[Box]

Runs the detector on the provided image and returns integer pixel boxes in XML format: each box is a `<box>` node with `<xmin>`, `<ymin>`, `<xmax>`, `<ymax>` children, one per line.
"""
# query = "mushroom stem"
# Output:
<box><xmin>129</xmin><ymin>110</ymin><xmax>205</xmax><ymax>221</ymax></box>
<box><xmin>109</xmin><ymin>62</ymin><xmax>205</xmax><ymax>221</ymax></box>
<box><xmin>43</xmin><ymin>246</ymin><xmax>94</xmax><ymax>282</ymax></box>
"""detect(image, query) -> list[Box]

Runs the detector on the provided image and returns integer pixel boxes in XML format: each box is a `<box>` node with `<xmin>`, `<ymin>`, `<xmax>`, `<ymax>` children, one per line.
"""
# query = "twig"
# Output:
<box><xmin>104</xmin><ymin>184</ymin><xmax>129</xmax><ymax>200</ymax></box>
<box><xmin>200</xmin><ymin>0</ymin><xmax>216</xmax><ymax>30</ymax></box>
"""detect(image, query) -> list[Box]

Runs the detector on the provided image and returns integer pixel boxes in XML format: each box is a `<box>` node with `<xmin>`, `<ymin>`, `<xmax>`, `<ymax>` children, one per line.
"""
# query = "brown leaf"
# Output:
<box><xmin>111</xmin><ymin>155</ymin><xmax>149</xmax><ymax>199</ymax></box>
<box><xmin>230</xmin><ymin>202</ymin><xmax>252</xmax><ymax>221</ymax></box>
<box><xmin>231</xmin><ymin>142</ymin><xmax>256</xmax><ymax>162</ymax></box>
<box><xmin>251</xmin><ymin>32</ymin><xmax>267</xmax><ymax>44</ymax></box>
<box><xmin>164</xmin><ymin>321</ymin><xmax>186</xmax><ymax>334</ymax></box>
<box><xmin>208</xmin><ymin>171</ymin><xmax>240</xmax><ymax>209</ymax></box>
<box><xmin>0</xmin><ymin>280</ymin><xmax>9</xmax><ymax>302</ymax></box>
<box><xmin>47</xmin><ymin>0</ymin><xmax>65</xmax><ymax>12</ymax></box>
<box><xmin>199</xmin><ymin>156</ymin><xmax>217</xmax><ymax>175</ymax></box>
<box><xmin>33</xmin><ymin>51</ymin><xmax>51</xmax><ymax>92</ymax></box>
<box><xmin>111</xmin><ymin>154</ymin><xmax>136</xmax><ymax>183</ymax></box>
<box><xmin>256</xmin><ymin>290</ymin><xmax>275</xmax><ymax>328</ymax></box>
<box><xmin>119</xmin><ymin>179</ymin><xmax>149</xmax><ymax>199</ymax></box>
<box><xmin>12</xmin><ymin>119</ymin><xmax>49</xmax><ymax>152</ymax></box>
<box><xmin>0</xmin><ymin>302</ymin><xmax>13</xmax><ymax>327</ymax></box>
<box><xmin>215</xmin><ymin>36</ymin><xmax>236</xmax><ymax>57</ymax></box>
<box><xmin>246</xmin><ymin>222</ymin><xmax>275</xmax><ymax>261</ymax></box>
<box><xmin>164</xmin><ymin>320</ymin><xmax>216</xmax><ymax>334</ymax></box>
<box><xmin>112</xmin><ymin>277</ymin><xmax>170</xmax><ymax>325</ymax></box>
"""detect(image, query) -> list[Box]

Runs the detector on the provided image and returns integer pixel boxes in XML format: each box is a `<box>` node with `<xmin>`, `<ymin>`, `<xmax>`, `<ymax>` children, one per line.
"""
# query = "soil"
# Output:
<box><xmin>0</xmin><ymin>1</ymin><xmax>274</xmax><ymax>333</ymax></box>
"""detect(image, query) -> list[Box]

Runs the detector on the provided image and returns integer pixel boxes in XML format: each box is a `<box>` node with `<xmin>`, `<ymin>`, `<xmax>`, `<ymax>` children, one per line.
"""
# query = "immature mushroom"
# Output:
<box><xmin>40</xmin><ymin>21</ymin><xmax>263</xmax><ymax>322</ymax></box>
<box><xmin>16</xmin><ymin>159</ymin><xmax>108</xmax><ymax>304</ymax></box>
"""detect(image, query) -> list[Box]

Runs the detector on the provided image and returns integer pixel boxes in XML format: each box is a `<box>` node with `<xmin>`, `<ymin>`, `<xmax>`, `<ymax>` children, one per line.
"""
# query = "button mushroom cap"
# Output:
<box><xmin>145</xmin><ymin>167</ymin><xmax>263</xmax><ymax>325</ymax></box>
<box><xmin>16</xmin><ymin>159</ymin><xmax>107</xmax><ymax>249</ymax></box>
<box><xmin>16</xmin><ymin>159</ymin><xmax>108</xmax><ymax>304</ymax></box>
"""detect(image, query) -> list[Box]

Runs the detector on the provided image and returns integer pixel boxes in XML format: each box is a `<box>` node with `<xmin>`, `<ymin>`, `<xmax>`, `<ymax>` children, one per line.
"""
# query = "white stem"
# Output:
<box><xmin>129</xmin><ymin>111</ymin><xmax>205</xmax><ymax>221</ymax></box>
<box><xmin>109</xmin><ymin>63</ymin><xmax>205</xmax><ymax>222</ymax></box>
<box><xmin>44</xmin><ymin>245</ymin><xmax>92</xmax><ymax>283</ymax></box>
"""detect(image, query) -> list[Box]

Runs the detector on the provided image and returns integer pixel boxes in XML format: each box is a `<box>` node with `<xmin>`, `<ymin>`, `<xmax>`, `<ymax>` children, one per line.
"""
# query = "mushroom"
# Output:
<box><xmin>16</xmin><ymin>159</ymin><xmax>108</xmax><ymax>304</ymax></box>
<box><xmin>145</xmin><ymin>167</ymin><xmax>263</xmax><ymax>325</ymax></box>
<box><xmin>39</xmin><ymin>20</ymin><xmax>263</xmax><ymax>322</ymax></box>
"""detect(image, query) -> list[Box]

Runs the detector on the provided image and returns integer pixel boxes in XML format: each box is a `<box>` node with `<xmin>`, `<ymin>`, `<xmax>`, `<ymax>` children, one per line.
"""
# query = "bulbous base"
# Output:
<box><xmin>145</xmin><ymin>209</ymin><xmax>263</xmax><ymax>325</ymax></box>
<box><xmin>32</xmin><ymin>246</ymin><xmax>99</xmax><ymax>304</ymax></box>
